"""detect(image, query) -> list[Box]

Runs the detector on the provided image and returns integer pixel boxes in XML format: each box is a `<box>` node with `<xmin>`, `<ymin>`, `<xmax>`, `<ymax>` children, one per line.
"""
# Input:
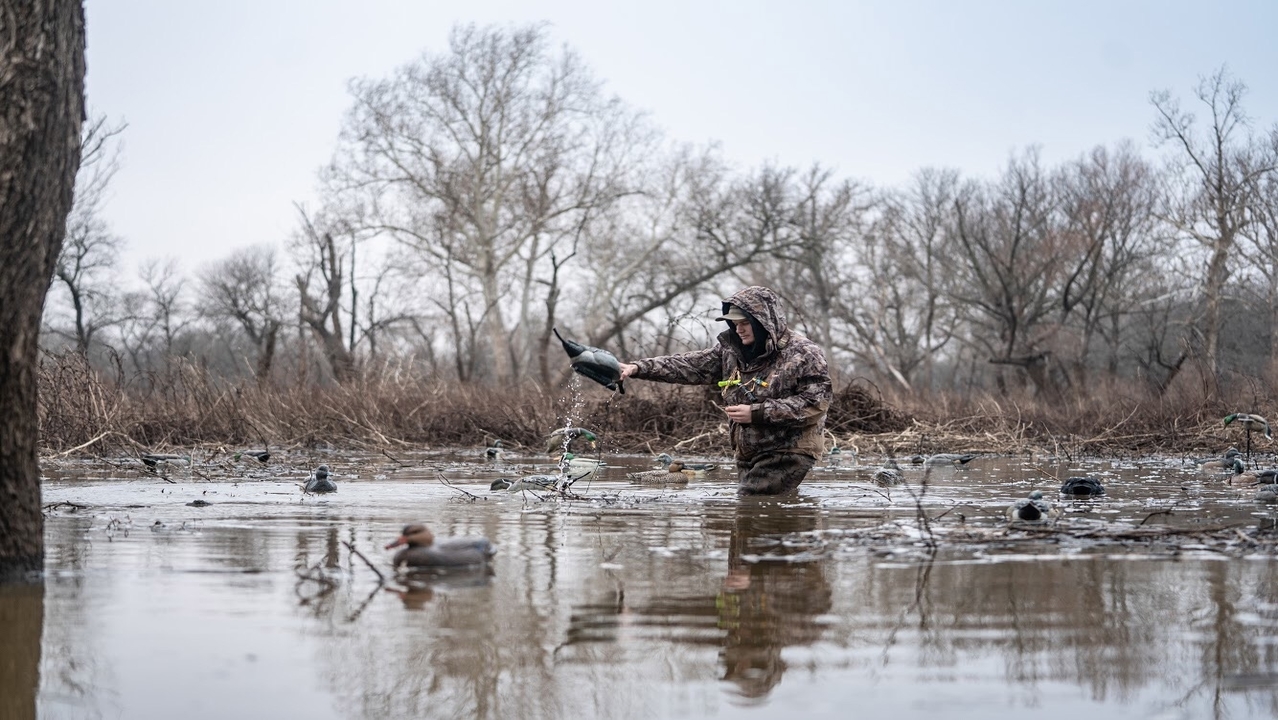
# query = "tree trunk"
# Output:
<box><xmin>0</xmin><ymin>0</ymin><xmax>86</xmax><ymax>581</ymax></box>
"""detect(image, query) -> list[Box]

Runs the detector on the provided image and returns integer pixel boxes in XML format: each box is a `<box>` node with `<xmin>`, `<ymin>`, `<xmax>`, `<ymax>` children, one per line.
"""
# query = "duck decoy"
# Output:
<box><xmin>485</xmin><ymin>439</ymin><xmax>504</xmax><ymax>460</ymax></box>
<box><xmin>826</xmin><ymin>446</ymin><xmax>842</xmax><ymax>468</ymax></box>
<box><xmin>141</xmin><ymin>453</ymin><xmax>188</xmax><ymax>468</ymax></box>
<box><xmin>560</xmin><ymin>452</ymin><xmax>606</xmax><ymax>474</ymax></box>
<box><xmin>1198</xmin><ymin>456</ymin><xmax>1246</xmax><ymax>475</ymax></box>
<box><xmin>1255</xmin><ymin>484</ymin><xmax>1278</xmax><ymax>503</ymax></box>
<box><xmin>553</xmin><ymin>328</ymin><xmax>625</xmax><ymax>393</ymax></box>
<box><xmin>655</xmin><ymin>453</ymin><xmax>718</xmax><ymax>473</ymax></box>
<box><xmin>304</xmin><ymin>464</ymin><xmax>337</xmax><ymax>494</ymax></box>
<box><xmin>872</xmin><ymin>458</ymin><xmax>903</xmax><ymax>487</ymax></box>
<box><xmin>1060</xmin><ymin>476</ymin><xmax>1105</xmax><ymax>496</ymax></box>
<box><xmin>907</xmin><ymin>455</ymin><xmax>927</xmax><ymax>464</ymax></box>
<box><xmin>1007</xmin><ymin>490</ymin><xmax>1056</xmax><ymax>524</ymax></box>
<box><xmin>490</xmin><ymin>473</ymin><xmax>571</xmax><ymax>493</ymax></box>
<box><xmin>1224</xmin><ymin>413</ymin><xmax>1272</xmax><ymax>461</ymax></box>
<box><xmin>626</xmin><ymin>462</ymin><xmax>692</xmax><ymax>484</ymax></box>
<box><xmin>1234</xmin><ymin>468</ymin><xmax>1278</xmax><ymax>487</ymax></box>
<box><xmin>545</xmin><ymin>427</ymin><xmax>599</xmax><ymax>455</ymax></box>
<box><xmin>924</xmin><ymin>453</ymin><xmax>977</xmax><ymax>467</ymax></box>
<box><xmin>384</xmin><ymin>524</ymin><xmax>496</xmax><ymax>569</ymax></box>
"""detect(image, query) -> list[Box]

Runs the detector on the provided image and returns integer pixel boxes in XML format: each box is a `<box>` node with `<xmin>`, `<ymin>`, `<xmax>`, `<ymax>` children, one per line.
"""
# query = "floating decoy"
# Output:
<box><xmin>626</xmin><ymin>462</ymin><xmax>692</xmax><ymax>483</ymax></box>
<box><xmin>1198</xmin><ymin>456</ymin><xmax>1246</xmax><ymax>475</ymax></box>
<box><xmin>1007</xmin><ymin>490</ymin><xmax>1055</xmax><ymax>524</ymax></box>
<box><xmin>553</xmin><ymin>328</ymin><xmax>625</xmax><ymax>393</ymax></box>
<box><xmin>141</xmin><ymin>453</ymin><xmax>187</xmax><ymax>468</ymax></box>
<box><xmin>1235</xmin><ymin>468</ymin><xmax>1278</xmax><ymax>487</ymax></box>
<box><xmin>924</xmin><ymin>453</ymin><xmax>977</xmax><ymax>467</ymax></box>
<box><xmin>545</xmin><ymin>427</ymin><xmax>599</xmax><ymax>454</ymax></box>
<box><xmin>385</xmin><ymin>524</ymin><xmax>496</xmax><ymax>569</ymax></box>
<box><xmin>1224</xmin><ymin>413</ymin><xmax>1272</xmax><ymax>461</ymax></box>
<box><xmin>907</xmin><ymin>455</ymin><xmax>927</xmax><ymax>464</ymax></box>
<box><xmin>872</xmin><ymin>458</ymin><xmax>903</xmax><ymax>487</ymax></box>
<box><xmin>304</xmin><ymin>464</ymin><xmax>337</xmax><ymax>494</ymax></box>
<box><xmin>490</xmin><ymin>474</ymin><xmax>560</xmax><ymax>493</ymax></box>
<box><xmin>485</xmin><ymin>439</ymin><xmax>504</xmax><ymax>460</ymax></box>
<box><xmin>655</xmin><ymin>453</ymin><xmax>718</xmax><ymax>473</ymax></box>
<box><xmin>826</xmin><ymin>446</ymin><xmax>842</xmax><ymax>468</ymax></box>
<box><xmin>1255</xmin><ymin>485</ymin><xmax>1278</xmax><ymax>503</ymax></box>
<box><xmin>1060</xmin><ymin>476</ymin><xmax>1105</xmax><ymax>496</ymax></box>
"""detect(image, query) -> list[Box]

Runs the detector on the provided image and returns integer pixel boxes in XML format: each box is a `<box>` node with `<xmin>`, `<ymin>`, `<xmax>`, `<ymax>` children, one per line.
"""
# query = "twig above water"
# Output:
<box><xmin>343</xmin><ymin>540</ymin><xmax>387</xmax><ymax>584</ymax></box>
<box><xmin>436</xmin><ymin>471</ymin><xmax>483</xmax><ymax>501</ymax></box>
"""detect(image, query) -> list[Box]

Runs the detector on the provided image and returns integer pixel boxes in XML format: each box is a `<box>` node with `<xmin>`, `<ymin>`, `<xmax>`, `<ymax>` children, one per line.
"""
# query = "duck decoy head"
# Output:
<box><xmin>315</xmin><ymin>464</ymin><xmax>330</xmax><ymax>480</ymax></box>
<box><xmin>656</xmin><ymin>453</ymin><xmax>674</xmax><ymax>466</ymax></box>
<box><xmin>386</xmin><ymin>524</ymin><xmax>434</xmax><ymax>550</ymax></box>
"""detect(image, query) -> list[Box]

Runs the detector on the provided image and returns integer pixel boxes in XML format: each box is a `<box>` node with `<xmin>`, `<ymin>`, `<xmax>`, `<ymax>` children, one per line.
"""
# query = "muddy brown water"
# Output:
<box><xmin>7</xmin><ymin>451</ymin><xmax>1278</xmax><ymax>719</ymax></box>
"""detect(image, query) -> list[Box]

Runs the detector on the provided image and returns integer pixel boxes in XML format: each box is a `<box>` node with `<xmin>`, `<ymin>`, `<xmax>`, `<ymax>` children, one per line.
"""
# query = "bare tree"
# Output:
<box><xmin>0</xmin><ymin>0</ymin><xmax>86</xmax><ymax>580</ymax></box>
<box><xmin>1238</xmin><ymin>137</ymin><xmax>1278</xmax><ymax>374</ymax></box>
<box><xmin>1151</xmin><ymin>67</ymin><xmax>1278</xmax><ymax>378</ymax></box>
<box><xmin>199</xmin><ymin>245</ymin><xmax>285</xmax><ymax>384</ymax></box>
<box><xmin>294</xmin><ymin>215</ymin><xmax>356</xmax><ymax>384</ymax></box>
<box><xmin>46</xmin><ymin>112</ymin><xmax>127</xmax><ymax>354</ymax></box>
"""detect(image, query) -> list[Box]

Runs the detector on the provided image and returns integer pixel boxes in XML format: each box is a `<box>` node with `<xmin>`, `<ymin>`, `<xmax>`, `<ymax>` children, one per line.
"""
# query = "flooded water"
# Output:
<box><xmin>8</xmin><ymin>451</ymin><xmax>1278</xmax><ymax>719</ymax></box>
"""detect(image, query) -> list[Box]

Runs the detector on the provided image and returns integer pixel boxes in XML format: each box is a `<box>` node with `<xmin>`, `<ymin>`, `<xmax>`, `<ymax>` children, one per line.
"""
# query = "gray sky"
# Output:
<box><xmin>86</xmin><ymin>0</ymin><xmax>1278</xmax><ymax>273</ymax></box>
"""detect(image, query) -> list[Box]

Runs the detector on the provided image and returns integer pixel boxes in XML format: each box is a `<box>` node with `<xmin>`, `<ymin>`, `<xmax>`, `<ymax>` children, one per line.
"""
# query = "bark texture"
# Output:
<box><xmin>0</xmin><ymin>0</ymin><xmax>86</xmax><ymax>580</ymax></box>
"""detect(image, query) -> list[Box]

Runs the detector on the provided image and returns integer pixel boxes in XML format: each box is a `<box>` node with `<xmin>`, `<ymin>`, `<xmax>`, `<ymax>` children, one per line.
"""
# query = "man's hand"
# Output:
<box><xmin>619</xmin><ymin>362</ymin><xmax>637</xmax><ymax>381</ymax></box>
<box><xmin>723</xmin><ymin>404</ymin><xmax>753</xmax><ymax>424</ymax></box>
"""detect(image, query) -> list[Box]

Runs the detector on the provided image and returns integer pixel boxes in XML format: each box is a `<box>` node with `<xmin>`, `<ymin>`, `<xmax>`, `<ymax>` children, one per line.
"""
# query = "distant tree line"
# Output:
<box><xmin>42</xmin><ymin>23</ymin><xmax>1278</xmax><ymax>401</ymax></box>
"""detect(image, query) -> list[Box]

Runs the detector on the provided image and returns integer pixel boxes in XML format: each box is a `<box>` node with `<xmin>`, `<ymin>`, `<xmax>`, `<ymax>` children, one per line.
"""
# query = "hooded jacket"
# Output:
<box><xmin>631</xmin><ymin>286</ymin><xmax>832</xmax><ymax>461</ymax></box>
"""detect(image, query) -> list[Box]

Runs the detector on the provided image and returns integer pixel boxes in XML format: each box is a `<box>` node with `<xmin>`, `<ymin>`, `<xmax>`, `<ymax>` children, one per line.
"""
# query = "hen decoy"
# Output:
<box><xmin>872</xmin><ymin>458</ymin><xmax>903</xmax><ymax>487</ymax></box>
<box><xmin>1060</xmin><ymin>476</ymin><xmax>1105</xmax><ymax>496</ymax></box>
<box><xmin>924</xmin><ymin>453</ymin><xmax>978</xmax><ymax>467</ymax></box>
<box><xmin>304</xmin><ymin>464</ymin><xmax>337</xmax><ymax>494</ymax></box>
<box><xmin>1007</xmin><ymin>490</ymin><xmax>1056</xmax><ymax>524</ymax></box>
<box><xmin>385</xmin><ymin>524</ymin><xmax>495</xmax><ymax>569</ymax></box>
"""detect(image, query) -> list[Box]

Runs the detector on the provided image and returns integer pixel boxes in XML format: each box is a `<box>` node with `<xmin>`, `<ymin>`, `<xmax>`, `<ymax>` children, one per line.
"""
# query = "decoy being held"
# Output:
<box><xmin>552</xmin><ymin>328</ymin><xmax>625</xmax><ymax>394</ymax></box>
<box><xmin>924</xmin><ymin>453</ymin><xmax>978</xmax><ymax>467</ymax></box>
<box><xmin>485</xmin><ymin>439</ymin><xmax>505</xmax><ymax>461</ymax></box>
<box><xmin>1060</xmin><ymin>476</ymin><xmax>1105</xmax><ymax>496</ymax></box>
<box><xmin>1224</xmin><ymin>413</ymin><xmax>1273</xmax><ymax>460</ymax></box>
<box><xmin>545</xmin><ymin>427</ymin><xmax>599</xmax><ymax>455</ymax></box>
<box><xmin>626</xmin><ymin>462</ymin><xmax>692</xmax><ymax>484</ymax></box>
<box><xmin>490</xmin><ymin>474</ymin><xmax>560</xmax><ymax>493</ymax></box>
<box><xmin>872</xmin><ymin>458</ymin><xmax>903</xmax><ymax>487</ymax></box>
<box><xmin>655</xmin><ymin>453</ymin><xmax>718</xmax><ymax>474</ymax></box>
<box><xmin>1006</xmin><ymin>490</ymin><xmax>1056</xmax><ymax>524</ymax></box>
<box><xmin>304</xmin><ymin>464</ymin><xmax>337</xmax><ymax>494</ymax></box>
<box><xmin>384</xmin><ymin>524</ymin><xmax>496</xmax><ymax>570</ymax></box>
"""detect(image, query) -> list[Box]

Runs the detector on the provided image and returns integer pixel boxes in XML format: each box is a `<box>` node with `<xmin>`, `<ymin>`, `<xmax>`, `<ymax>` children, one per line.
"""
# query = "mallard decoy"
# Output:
<box><xmin>490</xmin><ymin>474</ymin><xmax>559</xmax><ymax>493</ymax></box>
<box><xmin>553</xmin><ymin>328</ymin><xmax>625</xmax><ymax>393</ymax></box>
<box><xmin>485</xmin><ymin>439</ymin><xmax>504</xmax><ymax>460</ymax></box>
<box><xmin>545</xmin><ymin>427</ymin><xmax>599</xmax><ymax>455</ymax></box>
<box><xmin>626</xmin><ymin>462</ymin><xmax>692</xmax><ymax>484</ymax></box>
<box><xmin>872</xmin><ymin>458</ymin><xmax>903</xmax><ymax>487</ymax></box>
<box><xmin>655</xmin><ymin>453</ymin><xmax>718</xmax><ymax>473</ymax></box>
<box><xmin>1060</xmin><ymin>476</ymin><xmax>1105</xmax><ymax>496</ymax></box>
<box><xmin>385</xmin><ymin>524</ymin><xmax>496</xmax><ymax>569</ymax></box>
<box><xmin>924</xmin><ymin>453</ymin><xmax>977</xmax><ymax>467</ymax></box>
<box><xmin>1007</xmin><ymin>490</ymin><xmax>1056</xmax><ymax>524</ymax></box>
<box><xmin>304</xmin><ymin>464</ymin><xmax>337</xmax><ymax>493</ymax></box>
<box><xmin>1224</xmin><ymin>413</ymin><xmax>1272</xmax><ymax>461</ymax></box>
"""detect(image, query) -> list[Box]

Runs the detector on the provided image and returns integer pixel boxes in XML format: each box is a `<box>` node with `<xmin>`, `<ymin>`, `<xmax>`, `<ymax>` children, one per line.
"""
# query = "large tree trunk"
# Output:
<box><xmin>0</xmin><ymin>0</ymin><xmax>86</xmax><ymax>581</ymax></box>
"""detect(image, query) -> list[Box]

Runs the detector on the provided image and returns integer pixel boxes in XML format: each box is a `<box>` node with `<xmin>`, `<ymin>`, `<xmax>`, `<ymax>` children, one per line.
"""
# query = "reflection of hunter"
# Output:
<box><xmin>619</xmin><ymin>286</ymin><xmax>832</xmax><ymax>494</ymax></box>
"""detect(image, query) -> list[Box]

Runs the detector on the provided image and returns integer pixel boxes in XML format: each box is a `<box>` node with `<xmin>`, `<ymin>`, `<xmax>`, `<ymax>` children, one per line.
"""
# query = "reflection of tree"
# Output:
<box><xmin>0</xmin><ymin>582</ymin><xmax>42</xmax><ymax>720</ymax></box>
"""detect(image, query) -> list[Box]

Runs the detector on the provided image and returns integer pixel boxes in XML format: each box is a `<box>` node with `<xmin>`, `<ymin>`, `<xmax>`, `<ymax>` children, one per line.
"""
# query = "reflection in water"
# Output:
<box><xmin>0</xmin><ymin>582</ymin><xmax>42</xmax><ymax>720</ymax></box>
<box><xmin>27</xmin><ymin>457</ymin><xmax>1278</xmax><ymax>718</ymax></box>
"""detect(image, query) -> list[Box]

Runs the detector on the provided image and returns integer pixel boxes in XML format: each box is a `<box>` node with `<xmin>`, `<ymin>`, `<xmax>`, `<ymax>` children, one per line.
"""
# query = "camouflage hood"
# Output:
<box><xmin>720</xmin><ymin>286</ymin><xmax>790</xmax><ymax>362</ymax></box>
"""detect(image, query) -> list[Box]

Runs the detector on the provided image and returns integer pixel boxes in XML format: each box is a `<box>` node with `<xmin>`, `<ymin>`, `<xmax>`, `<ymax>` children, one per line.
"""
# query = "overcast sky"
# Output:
<box><xmin>85</xmin><ymin>0</ymin><xmax>1278</xmax><ymax>274</ymax></box>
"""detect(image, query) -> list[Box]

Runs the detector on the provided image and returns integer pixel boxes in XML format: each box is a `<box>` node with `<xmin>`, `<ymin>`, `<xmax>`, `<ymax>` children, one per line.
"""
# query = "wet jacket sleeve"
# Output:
<box><xmin>631</xmin><ymin>346</ymin><xmax>724</xmax><ymax>385</ymax></box>
<box><xmin>757</xmin><ymin>346</ymin><xmax>831</xmax><ymax>426</ymax></box>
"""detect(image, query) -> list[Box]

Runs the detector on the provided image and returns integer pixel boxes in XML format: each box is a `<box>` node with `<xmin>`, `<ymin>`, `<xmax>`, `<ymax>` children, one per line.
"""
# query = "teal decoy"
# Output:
<box><xmin>490</xmin><ymin>475</ymin><xmax>559</xmax><ymax>493</ymax></box>
<box><xmin>545</xmin><ymin>427</ymin><xmax>599</xmax><ymax>455</ymax></box>
<box><xmin>553</xmin><ymin>328</ymin><xmax>625</xmax><ymax>393</ymax></box>
<box><xmin>1255</xmin><ymin>485</ymin><xmax>1278</xmax><ymax>503</ymax></box>
<box><xmin>1234</xmin><ymin>468</ymin><xmax>1278</xmax><ymax>487</ymax></box>
<box><xmin>1060</xmin><ymin>476</ymin><xmax>1105</xmax><ymax>496</ymax></box>
<box><xmin>1007</xmin><ymin>490</ymin><xmax>1055</xmax><ymax>524</ymax></box>
<box><xmin>655</xmin><ymin>453</ymin><xmax>718</xmax><ymax>473</ymax></box>
<box><xmin>627</xmin><ymin>462</ymin><xmax>692</xmax><ymax>484</ymax></box>
<box><xmin>872</xmin><ymin>458</ymin><xmax>903</xmax><ymax>487</ymax></box>
<box><xmin>485</xmin><ymin>439</ymin><xmax>504</xmax><ymax>460</ymax></box>
<box><xmin>924</xmin><ymin>453</ymin><xmax>977</xmax><ymax>467</ymax></box>
<box><xmin>1224</xmin><ymin>413</ymin><xmax>1272</xmax><ymax>461</ymax></box>
<box><xmin>384</xmin><ymin>524</ymin><xmax>495</xmax><ymax>569</ymax></box>
<box><xmin>1198</xmin><ymin>456</ymin><xmax>1246</xmax><ymax>475</ymax></box>
<box><xmin>304</xmin><ymin>464</ymin><xmax>337</xmax><ymax>494</ymax></box>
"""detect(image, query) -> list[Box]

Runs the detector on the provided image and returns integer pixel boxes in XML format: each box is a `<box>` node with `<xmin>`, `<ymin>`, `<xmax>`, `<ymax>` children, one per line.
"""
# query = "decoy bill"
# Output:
<box><xmin>553</xmin><ymin>328</ymin><xmax>625</xmax><ymax>393</ymax></box>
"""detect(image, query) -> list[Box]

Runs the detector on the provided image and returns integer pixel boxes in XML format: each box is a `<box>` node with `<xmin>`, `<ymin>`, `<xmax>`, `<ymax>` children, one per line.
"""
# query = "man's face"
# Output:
<box><xmin>733</xmin><ymin>319</ymin><xmax>755</xmax><ymax>346</ymax></box>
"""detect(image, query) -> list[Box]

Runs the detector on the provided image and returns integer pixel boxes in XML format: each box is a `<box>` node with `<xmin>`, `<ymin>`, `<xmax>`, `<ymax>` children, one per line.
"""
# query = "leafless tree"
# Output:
<box><xmin>47</xmin><ymin>112</ymin><xmax>127</xmax><ymax>354</ymax></box>
<box><xmin>294</xmin><ymin>212</ymin><xmax>356</xmax><ymax>383</ymax></box>
<box><xmin>1151</xmin><ymin>66</ymin><xmax>1278</xmax><ymax>379</ymax></box>
<box><xmin>1237</xmin><ymin>136</ymin><xmax>1278</xmax><ymax>374</ymax></box>
<box><xmin>0</xmin><ymin>0</ymin><xmax>86</xmax><ymax>580</ymax></box>
<box><xmin>116</xmin><ymin>259</ymin><xmax>191</xmax><ymax>375</ymax></box>
<box><xmin>199</xmin><ymin>245</ymin><xmax>286</xmax><ymax>384</ymax></box>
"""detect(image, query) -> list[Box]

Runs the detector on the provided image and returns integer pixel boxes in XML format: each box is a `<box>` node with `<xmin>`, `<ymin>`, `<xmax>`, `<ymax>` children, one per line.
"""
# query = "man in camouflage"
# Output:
<box><xmin>618</xmin><ymin>286</ymin><xmax>832</xmax><ymax>495</ymax></box>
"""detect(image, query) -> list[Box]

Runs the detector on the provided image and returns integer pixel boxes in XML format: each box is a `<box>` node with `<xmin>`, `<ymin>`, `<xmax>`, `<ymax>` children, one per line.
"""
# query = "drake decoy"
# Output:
<box><xmin>1060</xmin><ymin>476</ymin><xmax>1105</xmax><ymax>496</ymax></box>
<box><xmin>1256</xmin><ymin>484</ymin><xmax>1278</xmax><ymax>503</ymax></box>
<box><xmin>626</xmin><ymin>462</ymin><xmax>692</xmax><ymax>483</ymax></box>
<box><xmin>655</xmin><ymin>453</ymin><xmax>718</xmax><ymax>473</ymax></box>
<box><xmin>924</xmin><ymin>453</ymin><xmax>977</xmax><ymax>467</ymax></box>
<box><xmin>234</xmin><ymin>450</ymin><xmax>270</xmax><ymax>463</ymax></box>
<box><xmin>872</xmin><ymin>458</ymin><xmax>903</xmax><ymax>487</ymax></box>
<box><xmin>490</xmin><ymin>474</ymin><xmax>559</xmax><ymax>492</ymax></box>
<box><xmin>545</xmin><ymin>427</ymin><xmax>599</xmax><ymax>455</ymax></box>
<box><xmin>1234</xmin><ymin>468</ymin><xmax>1278</xmax><ymax>486</ymax></box>
<box><xmin>826</xmin><ymin>446</ymin><xmax>842</xmax><ymax>468</ymax></box>
<box><xmin>907</xmin><ymin>455</ymin><xmax>927</xmax><ymax>464</ymax></box>
<box><xmin>560</xmin><ymin>452</ymin><xmax>606</xmax><ymax>475</ymax></box>
<box><xmin>384</xmin><ymin>524</ymin><xmax>495</xmax><ymax>569</ymax></box>
<box><xmin>141</xmin><ymin>453</ymin><xmax>188</xmax><ymax>468</ymax></box>
<box><xmin>485</xmin><ymin>439</ymin><xmax>504</xmax><ymax>460</ymax></box>
<box><xmin>1007</xmin><ymin>490</ymin><xmax>1056</xmax><ymax>524</ymax></box>
<box><xmin>304</xmin><ymin>464</ymin><xmax>337</xmax><ymax>494</ymax></box>
<box><xmin>1198</xmin><ymin>456</ymin><xmax>1246</xmax><ymax>475</ymax></box>
<box><xmin>1224</xmin><ymin>413</ymin><xmax>1272</xmax><ymax>461</ymax></box>
<box><xmin>553</xmin><ymin>328</ymin><xmax>625</xmax><ymax>394</ymax></box>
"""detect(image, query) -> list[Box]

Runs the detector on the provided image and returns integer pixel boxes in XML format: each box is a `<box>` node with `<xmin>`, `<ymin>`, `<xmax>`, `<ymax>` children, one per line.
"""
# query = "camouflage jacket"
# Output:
<box><xmin>631</xmin><ymin>286</ymin><xmax>832</xmax><ymax>461</ymax></box>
